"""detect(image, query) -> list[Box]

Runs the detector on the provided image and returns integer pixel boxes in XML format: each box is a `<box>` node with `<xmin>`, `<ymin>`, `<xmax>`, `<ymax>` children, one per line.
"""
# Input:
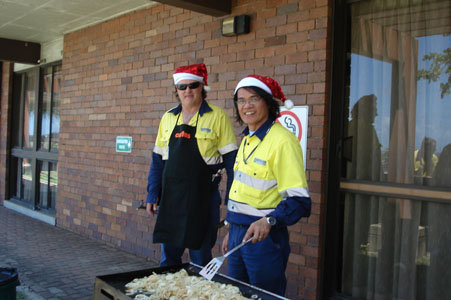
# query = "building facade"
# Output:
<box><xmin>1</xmin><ymin>0</ymin><xmax>450</xmax><ymax>299</ymax></box>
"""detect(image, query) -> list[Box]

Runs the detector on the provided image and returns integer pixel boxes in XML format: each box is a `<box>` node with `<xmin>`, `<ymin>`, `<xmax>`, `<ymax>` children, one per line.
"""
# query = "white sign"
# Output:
<box><xmin>277</xmin><ymin>106</ymin><xmax>308</xmax><ymax>168</ymax></box>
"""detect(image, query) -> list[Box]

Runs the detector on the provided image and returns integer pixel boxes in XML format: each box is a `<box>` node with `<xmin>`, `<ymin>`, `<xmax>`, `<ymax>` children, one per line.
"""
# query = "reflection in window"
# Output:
<box><xmin>18</xmin><ymin>158</ymin><xmax>33</xmax><ymax>203</ymax></box>
<box><xmin>51</xmin><ymin>66</ymin><xmax>61</xmax><ymax>151</ymax></box>
<box><xmin>346</xmin><ymin>55</ymin><xmax>391</xmax><ymax>181</ymax></box>
<box><xmin>23</xmin><ymin>72</ymin><xmax>36</xmax><ymax>149</ymax></box>
<box><xmin>344</xmin><ymin>10</ymin><xmax>451</xmax><ymax>189</ymax></box>
<box><xmin>40</xmin><ymin>68</ymin><xmax>52</xmax><ymax>150</ymax></box>
<box><xmin>38</xmin><ymin>161</ymin><xmax>57</xmax><ymax>210</ymax></box>
<box><xmin>342</xmin><ymin>0</ymin><xmax>451</xmax><ymax>299</ymax></box>
<box><xmin>40</xmin><ymin>65</ymin><xmax>61</xmax><ymax>152</ymax></box>
<box><xmin>415</xmin><ymin>35</ymin><xmax>451</xmax><ymax>188</ymax></box>
<box><xmin>342</xmin><ymin>192</ymin><xmax>451</xmax><ymax>300</ymax></box>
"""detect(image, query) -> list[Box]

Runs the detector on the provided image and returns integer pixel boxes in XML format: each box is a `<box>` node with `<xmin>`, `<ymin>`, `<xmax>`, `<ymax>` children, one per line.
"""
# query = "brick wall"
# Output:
<box><xmin>0</xmin><ymin>62</ymin><xmax>13</xmax><ymax>202</ymax></box>
<box><xmin>58</xmin><ymin>1</ymin><xmax>332</xmax><ymax>299</ymax></box>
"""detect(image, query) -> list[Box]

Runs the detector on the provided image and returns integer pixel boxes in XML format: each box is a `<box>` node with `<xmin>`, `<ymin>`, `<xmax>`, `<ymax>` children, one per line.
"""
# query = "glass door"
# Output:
<box><xmin>10</xmin><ymin>64</ymin><xmax>61</xmax><ymax>214</ymax></box>
<box><xmin>326</xmin><ymin>0</ymin><xmax>451</xmax><ymax>299</ymax></box>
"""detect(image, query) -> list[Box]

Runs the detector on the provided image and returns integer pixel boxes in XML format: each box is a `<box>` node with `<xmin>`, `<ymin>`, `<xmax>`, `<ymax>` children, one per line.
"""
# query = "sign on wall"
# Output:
<box><xmin>116</xmin><ymin>136</ymin><xmax>132</xmax><ymax>153</ymax></box>
<box><xmin>276</xmin><ymin>106</ymin><xmax>308</xmax><ymax>168</ymax></box>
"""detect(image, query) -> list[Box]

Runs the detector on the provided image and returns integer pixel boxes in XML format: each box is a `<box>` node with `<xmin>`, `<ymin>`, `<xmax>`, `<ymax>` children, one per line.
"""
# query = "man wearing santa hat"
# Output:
<box><xmin>221</xmin><ymin>75</ymin><xmax>311</xmax><ymax>295</ymax></box>
<box><xmin>146</xmin><ymin>63</ymin><xmax>237</xmax><ymax>267</ymax></box>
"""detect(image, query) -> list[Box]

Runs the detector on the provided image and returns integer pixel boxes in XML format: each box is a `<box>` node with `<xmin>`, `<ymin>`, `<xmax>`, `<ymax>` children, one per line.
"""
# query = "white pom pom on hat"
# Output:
<box><xmin>284</xmin><ymin>99</ymin><xmax>294</xmax><ymax>109</ymax></box>
<box><xmin>173</xmin><ymin>63</ymin><xmax>211</xmax><ymax>91</ymax></box>
<box><xmin>234</xmin><ymin>74</ymin><xmax>294</xmax><ymax>110</ymax></box>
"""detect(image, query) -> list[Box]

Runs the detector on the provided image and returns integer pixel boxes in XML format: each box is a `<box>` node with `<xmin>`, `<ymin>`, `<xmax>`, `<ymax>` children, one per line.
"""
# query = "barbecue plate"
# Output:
<box><xmin>93</xmin><ymin>263</ymin><xmax>289</xmax><ymax>300</ymax></box>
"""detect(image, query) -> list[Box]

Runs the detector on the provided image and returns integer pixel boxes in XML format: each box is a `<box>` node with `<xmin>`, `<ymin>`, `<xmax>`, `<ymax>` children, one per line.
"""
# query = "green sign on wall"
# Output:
<box><xmin>116</xmin><ymin>136</ymin><xmax>132</xmax><ymax>153</ymax></box>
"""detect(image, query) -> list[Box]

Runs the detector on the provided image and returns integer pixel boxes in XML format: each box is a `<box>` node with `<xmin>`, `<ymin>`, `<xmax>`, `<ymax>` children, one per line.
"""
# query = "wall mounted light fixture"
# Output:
<box><xmin>222</xmin><ymin>15</ymin><xmax>250</xmax><ymax>36</ymax></box>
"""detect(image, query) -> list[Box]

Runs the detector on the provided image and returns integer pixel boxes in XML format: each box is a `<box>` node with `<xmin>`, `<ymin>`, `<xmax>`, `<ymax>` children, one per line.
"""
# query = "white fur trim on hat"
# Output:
<box><xmin>173</xmin><ymin>73</ymin><xmax>205</xmax><ymax>85</ymax></box>
<box><xmin>284</xmin><ymin>99</ymin><xmax>294</xmax><ymax>109</ymax></box>
<box><xmin>234</xmin><ymin>77</ymin><xmax>272</xmax><ymax>95</ymax></box>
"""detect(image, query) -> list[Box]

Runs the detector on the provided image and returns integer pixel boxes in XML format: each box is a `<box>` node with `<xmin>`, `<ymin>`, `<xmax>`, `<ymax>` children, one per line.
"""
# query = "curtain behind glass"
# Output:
<box><xmin>342</xmin><ymin>0</ymin><xmax>451</xmax><ymax>299</ymax></box>
<box><xmin>40</xmin><ymin>67</ymin><xmax>52</xmax><ymax>150</ymax></box>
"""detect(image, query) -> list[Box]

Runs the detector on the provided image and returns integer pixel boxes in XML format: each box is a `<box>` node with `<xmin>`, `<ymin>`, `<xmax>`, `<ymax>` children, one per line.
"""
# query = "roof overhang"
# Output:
<box><xmin>0</xmin><ymin>38</ymin><xmax>40</xmax><ymax>65</ymax></box>
<box><xmin>154</xmin><ymin>0</ymin><xmax>231</xmax><ymax>17</ymax></box>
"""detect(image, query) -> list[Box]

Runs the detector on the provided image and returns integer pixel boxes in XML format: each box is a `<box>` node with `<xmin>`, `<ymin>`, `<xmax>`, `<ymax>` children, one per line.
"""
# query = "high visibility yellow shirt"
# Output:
<box><xmin>228</xmin><ymin>121</ymin><xmax>309</xmax><ymax>217</ymax></box>
<box><xmin>153</xmin><ymin>101</ymin><xmax>237</xmax><ymax>165</ymax></box>
<box><xmin>414</xmin><ymin>149</ymin><xmax>438</xmax><ymax>177</ymax></box>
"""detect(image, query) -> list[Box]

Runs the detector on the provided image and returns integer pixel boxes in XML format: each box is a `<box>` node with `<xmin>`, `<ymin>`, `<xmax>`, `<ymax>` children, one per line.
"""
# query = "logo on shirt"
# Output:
<box><xmin>175</xmin><ymin>131</ymin><xmax>191</xmax><ymax>139</ymax></box>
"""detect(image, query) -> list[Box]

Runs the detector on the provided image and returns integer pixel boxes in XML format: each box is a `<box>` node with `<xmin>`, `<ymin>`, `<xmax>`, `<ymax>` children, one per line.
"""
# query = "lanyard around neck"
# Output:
<box><xmin>242</xmin><ymin>121</ymin><xmax>274</xmax><ymax>165</ymax></box>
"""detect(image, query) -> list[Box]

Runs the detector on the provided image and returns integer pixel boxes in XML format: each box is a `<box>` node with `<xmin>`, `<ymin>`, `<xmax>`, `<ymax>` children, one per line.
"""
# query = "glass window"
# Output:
<box><xmin>38</xmin><ymin>161</ymin><xmax>57</xmax><ymax>210</ymax></box>
<box><xmin>23</xmin><ymin>72</ymin><xmax>36</xmax><ymax>149</ymax></box>
<box><xmin>51</xmin><ymin>66</ymin><xmax>61</xmax><ymax>152</ymax></box>
<box><xmin>415</xmin><ymin>35</ymin><xmax>451</xmax><ymax>187</ymax></box>
<box><xmin>19</xmin><ymin>158</ymin><xmax>33</xmax><ymax>203</ymax></box>
<box><xmin>342</xmin><ymin>192</ymin><xmax>451</xmax><ymax>299</ymax></box>
<box><xmin>337</xmin><ymin>0</ymin><xmax>451</xmax><ymax>299</ymax></box>
<box><xmin>343</xmin><ymin>0</ymin><xmax>451</xmax><ymax>189</ymax></box>
<box><xmin>40</xmin><ymin>65</ymin><xmax>61</xmax><ymax>151</ymax></box>
<box><xmin>10</xmin><ymin>63</ymin><xmax>60</xmax><ymax>213</ymax></box>
<box><xmin>40</xmin><ymin>67</ymin><xmax>52</xmax><ymax>150</ymax></box>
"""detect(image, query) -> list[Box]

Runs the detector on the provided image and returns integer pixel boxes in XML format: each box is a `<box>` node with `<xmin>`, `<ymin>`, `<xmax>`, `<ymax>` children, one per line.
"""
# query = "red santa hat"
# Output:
<box><xmin>234</xmin><ymin>74</ymin><xmax>294</xmax><ymax>109</ymax></box>
<box><xmin>173</xmin><ymin>63</ymin><xmax>210</xmax><ymax>91</ymax></box>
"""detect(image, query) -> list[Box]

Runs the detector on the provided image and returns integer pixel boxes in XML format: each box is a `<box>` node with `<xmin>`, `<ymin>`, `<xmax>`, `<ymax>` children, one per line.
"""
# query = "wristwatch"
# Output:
<box><xmin>266</xmin><ymin>216</ymin><xmax>277</xmax><ymax>226</ymax></box>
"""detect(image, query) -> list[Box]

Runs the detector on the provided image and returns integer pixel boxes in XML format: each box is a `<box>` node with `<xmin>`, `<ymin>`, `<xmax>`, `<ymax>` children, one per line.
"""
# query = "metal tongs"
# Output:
<box><xmin>199</xmin><ymin>237</ymin><xmax>253</xmax><ymax>281</ymax></box>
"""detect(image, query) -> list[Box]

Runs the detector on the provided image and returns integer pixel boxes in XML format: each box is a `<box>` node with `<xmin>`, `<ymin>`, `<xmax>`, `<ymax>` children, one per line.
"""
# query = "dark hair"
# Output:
<box><xmin>233</xmin><ymin>86</ymin><xmax>280</xmax><ymax>125</ymax></box>
<box><xmin>351</xmin><ymin>94</ymin><xmax>377</xmax><ymax>121</ymax></box>
<box><xmin>174</xmin><ymin>85</ymin><xmax>207</xmax><ymax>102</ymax></box>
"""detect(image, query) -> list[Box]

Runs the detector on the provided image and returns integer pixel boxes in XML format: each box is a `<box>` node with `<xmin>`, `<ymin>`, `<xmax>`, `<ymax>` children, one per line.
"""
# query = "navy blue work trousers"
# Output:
<box><xmin>227</xmin><ymin>223</ymin><xmax>290</xmax><ymax>296</ymax></box>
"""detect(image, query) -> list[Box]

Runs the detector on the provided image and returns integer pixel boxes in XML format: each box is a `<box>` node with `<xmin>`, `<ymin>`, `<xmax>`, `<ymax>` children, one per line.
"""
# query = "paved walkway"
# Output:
<box><xmin>0</xmin><ymin>204</ymin><xmax>158</xmax><ymax>300</ymax></box>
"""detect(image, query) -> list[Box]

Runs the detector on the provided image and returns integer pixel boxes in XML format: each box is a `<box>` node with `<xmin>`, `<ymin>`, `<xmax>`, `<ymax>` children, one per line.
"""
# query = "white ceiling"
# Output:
<box><xmin>0</xmin><ymin>0</ymin><xmax>156</xmax><ymax>44</ymax></box>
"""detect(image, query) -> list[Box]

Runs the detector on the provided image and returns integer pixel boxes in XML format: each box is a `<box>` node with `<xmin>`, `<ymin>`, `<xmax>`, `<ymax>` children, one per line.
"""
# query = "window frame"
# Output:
<box><xmin>9</xmin><ymin>62</ymin><xmax>61</xmax><ymax>214</ymax></box>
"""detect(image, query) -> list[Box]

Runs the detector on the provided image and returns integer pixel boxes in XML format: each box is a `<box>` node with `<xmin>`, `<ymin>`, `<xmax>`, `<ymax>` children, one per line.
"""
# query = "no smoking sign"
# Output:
<box><xmin>276</xmin><ymin>106</ymin><xmax>308</xmax><ymax>168</ymax></box>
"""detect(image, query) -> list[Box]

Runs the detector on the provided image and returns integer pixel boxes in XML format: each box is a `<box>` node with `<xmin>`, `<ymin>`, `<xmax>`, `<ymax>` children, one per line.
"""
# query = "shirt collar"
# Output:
<box><xmin>169</xmin><ymin>100</ymin><xmax>212</xmax><ymax>116</ymax></box>
<box><xmin>242</xmin><ymin>118</ymin><xmax>275</xmax><ymax>140</ymax></box>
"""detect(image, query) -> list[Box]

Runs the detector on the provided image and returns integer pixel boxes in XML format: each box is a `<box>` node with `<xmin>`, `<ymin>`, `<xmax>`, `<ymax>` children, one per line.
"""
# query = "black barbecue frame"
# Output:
<box><xmin>93</xmin><ymin>263</ymin><xmax>290</xmax><ymax>300</ymax></box>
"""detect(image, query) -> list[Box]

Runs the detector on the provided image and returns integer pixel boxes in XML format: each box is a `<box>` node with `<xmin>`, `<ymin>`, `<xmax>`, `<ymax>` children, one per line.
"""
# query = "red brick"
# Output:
<box><xmin>255</xmin><ymin>47</ymin><xmax>275</xmax><ymax>58</ymax></box>
<box><xmin>256</xmin><ymin>27</ymin><xmax>276</xmax><ymax>39</ymax></box>
<box><xmin>264</xmin><ymin>35</ymin><xmax>287</xmax><ymax>47</ymax></box>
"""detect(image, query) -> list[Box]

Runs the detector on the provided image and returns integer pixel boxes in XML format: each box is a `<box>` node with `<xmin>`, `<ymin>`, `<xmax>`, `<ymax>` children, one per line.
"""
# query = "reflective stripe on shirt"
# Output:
<box><xmin>227</xmin><ymin>199</ymin><xmax>275</xmax><ymax>217</ymax></box>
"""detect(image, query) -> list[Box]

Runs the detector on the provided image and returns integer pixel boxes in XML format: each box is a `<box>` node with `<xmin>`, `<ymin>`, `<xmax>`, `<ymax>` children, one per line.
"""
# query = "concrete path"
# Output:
<box><xmin>0</xmin><ymin>204</ymin><xmax>158</xmax><ymax>300</ymax></box>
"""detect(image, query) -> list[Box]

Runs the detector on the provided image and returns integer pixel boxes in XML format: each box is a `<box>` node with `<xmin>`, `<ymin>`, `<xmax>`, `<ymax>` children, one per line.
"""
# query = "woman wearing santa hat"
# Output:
<box><xmin>221</xmin><ymin>75</ymin><xmax>311</xmax><ymax>295</ymax></box>
<box><xmin>146</xmin><ymin>63</ymin><xmax>238</xmax><ymax>267</ymax></box>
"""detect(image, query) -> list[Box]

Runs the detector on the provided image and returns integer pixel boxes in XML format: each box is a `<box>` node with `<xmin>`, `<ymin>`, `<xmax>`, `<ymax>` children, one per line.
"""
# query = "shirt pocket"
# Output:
<box><xmin>235</xmin><ymin>161</ymin><xmax>270</xmax><ymax>201</ymax></box>
<box><xmin>246</xmin><ymin>158</ymin><xmax>269</xmax><ymax>180</ymax></box>
<box><xmin>196</xmin><ymin>130</ymin><xmax>218</xmax><ymax>158</ymax></box>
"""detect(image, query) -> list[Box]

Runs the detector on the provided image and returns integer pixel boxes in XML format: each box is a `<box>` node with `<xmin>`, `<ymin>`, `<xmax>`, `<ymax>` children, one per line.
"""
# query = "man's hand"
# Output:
<box><xmin>243</xmin><ymin>217</ymin><xmax>271</xmax><ymax>243</ymax></box>
<box><xmin>221</xmin><ymin>232</ymin><xmax>229</xmax><ymax>255</ymax></box>
<box><xmin>146</xmin><ymin>203</ymin><xmax>158</xmax><ymax>216</ymax></box>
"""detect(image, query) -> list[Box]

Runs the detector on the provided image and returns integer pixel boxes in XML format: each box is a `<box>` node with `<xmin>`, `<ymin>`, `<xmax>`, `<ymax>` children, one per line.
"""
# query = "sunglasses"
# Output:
<box><xmin>176</xmin><ymin>82</ymin><xmax>201</xmax><ymax>90</ymax></box>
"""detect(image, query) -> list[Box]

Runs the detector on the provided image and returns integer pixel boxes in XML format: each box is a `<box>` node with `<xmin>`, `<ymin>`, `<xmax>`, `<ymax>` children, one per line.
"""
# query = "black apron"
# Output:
<box><xmin>153</xmin><ymin>113</ymin><xmax>213</xmax><ymax>249</ymax></box>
